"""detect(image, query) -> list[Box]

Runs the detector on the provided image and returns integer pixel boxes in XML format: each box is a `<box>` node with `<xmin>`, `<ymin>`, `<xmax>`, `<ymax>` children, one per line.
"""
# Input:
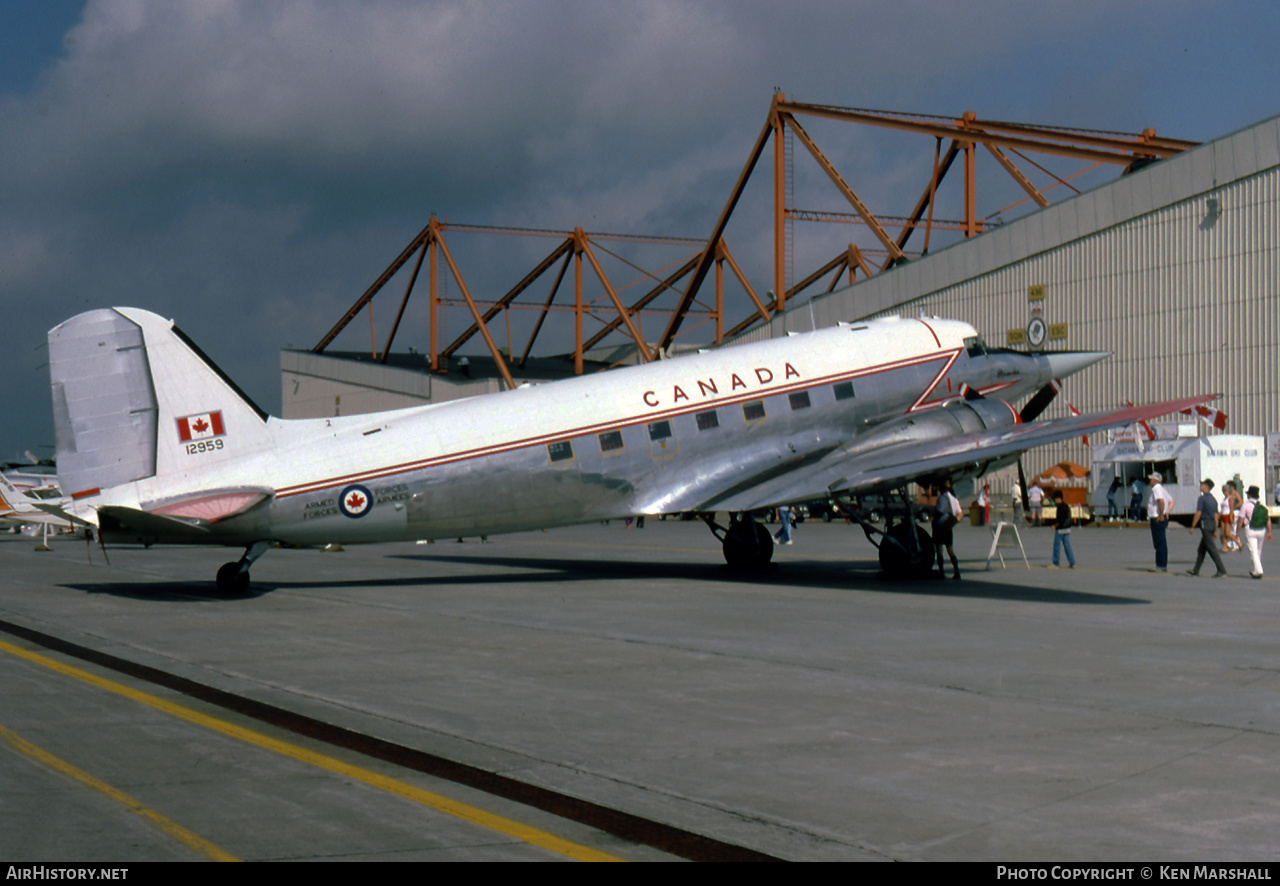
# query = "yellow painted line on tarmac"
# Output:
<box><xmin>0</xmin><ymin>638</ymin><xmax>621</xmax><ymax>862</ymax></box>
<box><xmin>0</xmin><ymin>722</ymin><xmax>239</xmax><ymax>862</ymax></box>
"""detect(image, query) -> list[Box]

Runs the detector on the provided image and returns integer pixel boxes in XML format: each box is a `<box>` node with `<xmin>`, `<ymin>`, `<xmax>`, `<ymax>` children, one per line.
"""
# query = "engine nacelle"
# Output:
<box><xmin>843</xmin><ymin>398</ymin><xmax>1020</xmax><ymax>459</ymax></box>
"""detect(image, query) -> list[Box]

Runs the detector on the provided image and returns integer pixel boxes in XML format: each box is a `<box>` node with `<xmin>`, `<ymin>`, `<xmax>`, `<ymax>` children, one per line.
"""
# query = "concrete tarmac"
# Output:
<box><xmin>1</xmin><ymin>517</ymin><xmax>1278</xmax><ymax>861</ymax></box>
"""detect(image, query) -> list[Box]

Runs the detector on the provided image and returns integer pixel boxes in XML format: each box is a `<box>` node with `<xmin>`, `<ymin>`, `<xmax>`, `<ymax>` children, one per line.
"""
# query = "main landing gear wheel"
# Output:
<box><xmin>878</xmin><ymin>521</ymin><xmax>933</xmax><ymax>578</ymax></box>
<box><xmin>722</xmin><ymin>519</ymin><xmax>774</xmax><ymax>572</ymax></box>
<box><xmin>216</xmin><ymin>561</ymin><xmax>250</xmax><ymax>594</ymax></box>
<box><xmin>214</xmin><ymin>539</ymin><xmax>273</xmax><ymax>595</ymax></box>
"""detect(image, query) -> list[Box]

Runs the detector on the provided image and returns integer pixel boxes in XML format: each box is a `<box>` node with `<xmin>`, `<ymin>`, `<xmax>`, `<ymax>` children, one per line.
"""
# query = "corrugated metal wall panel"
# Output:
<box><xmin>882</xmin><ymin>161</ymin><xmax>1280</xmax><ymax>482</ymax></box>
<box><xmin>717</xmin><ymin>116</ymin><xmax>1280</xmax><ymax>493</ymax></box>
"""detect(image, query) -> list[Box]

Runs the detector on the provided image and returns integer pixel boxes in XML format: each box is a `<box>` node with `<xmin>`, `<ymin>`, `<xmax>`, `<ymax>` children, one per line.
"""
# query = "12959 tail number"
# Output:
<box><xmin>185</xmin><ymin>439</ymin><xmax>224</xmax><ymax>455</ymax></box>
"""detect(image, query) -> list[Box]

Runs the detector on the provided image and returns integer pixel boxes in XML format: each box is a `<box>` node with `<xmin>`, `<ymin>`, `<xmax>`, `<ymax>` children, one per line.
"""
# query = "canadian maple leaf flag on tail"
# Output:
<box><xmin>1179</xmin><ymin>403</ymin><xmax>1229</xmax><ymax>430</ymax></box>
<box><xmin>177</xmin><ymin>411</ymin><xmax>226</xmax><ymax>442</ymax></box>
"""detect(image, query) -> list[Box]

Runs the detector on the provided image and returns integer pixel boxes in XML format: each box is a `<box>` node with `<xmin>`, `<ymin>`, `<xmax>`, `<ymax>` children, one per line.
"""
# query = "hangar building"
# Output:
<box><xmin>736</xmin><ymin>111</ymin><xmax>1280</xmax><ymax>485</ymax></box>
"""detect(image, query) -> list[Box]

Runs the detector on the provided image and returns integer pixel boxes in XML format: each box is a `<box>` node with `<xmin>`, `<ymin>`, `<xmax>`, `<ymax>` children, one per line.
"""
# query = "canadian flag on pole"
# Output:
<box><xmin>177</xmin><ymin>411</ymin><xmax>226</xmax><ymax>442</ymax></box>
<box><xmin>1124</xmin><ymin>400</ymin><xmax>1156</xmax><ymax>442</ymax></box>
<box><xmin>1064</xmin><ymin>398</ymin><xmax>1089</xmax><ymax>445</ymax></box>
<box><xmin>1179</xmin><ymin>403</ymin><xmax>1229</xmax><ymax>430</ymax></box>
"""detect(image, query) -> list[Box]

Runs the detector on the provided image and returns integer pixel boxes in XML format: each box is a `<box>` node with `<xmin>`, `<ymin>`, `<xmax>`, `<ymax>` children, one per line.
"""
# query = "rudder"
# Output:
<box><xmin>49</xmin><ymin>308</ymin><xmax>271</xmax><ymax>499</ymax></box>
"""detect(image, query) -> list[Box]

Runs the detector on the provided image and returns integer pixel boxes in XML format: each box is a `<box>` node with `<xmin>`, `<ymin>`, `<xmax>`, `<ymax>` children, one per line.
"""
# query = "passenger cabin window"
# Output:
<box><xmin>547</xmin><ymin>440</ymin><xmax>574</xmax><ymax>463</ymax></box>
<box><xmin>742</xmin><ymin>400</ymin><xmax>766</xmax><ymax>421</ymax></box>
<box><xmin>598</xmin><ymin>430</ymin><xmax>624</xmax><ymax>452</ymax></box>
<box><xmin>696</xmin><ymin>410</ymin><xmax>719</xmax><ymax>431</ymax></box>
<box><xmin>648</xmin><ymin>420</ymin><xmax>672</xmax><ymax>441</ymax></box>
<box><xmin>789</xmin><ymin>391</ymin><xmax>811</xmax><ymax>410</ymax></box>
<box><xmin>833</xmin><ymin>381</ymin><xmax>855</xmax><ymax>401</ymax></box>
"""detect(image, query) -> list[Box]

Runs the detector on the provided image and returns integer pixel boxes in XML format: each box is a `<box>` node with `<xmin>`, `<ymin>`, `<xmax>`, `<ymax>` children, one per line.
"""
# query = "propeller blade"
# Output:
<box><xmin>1017</xmin><ymin>456</ymin><xmax>1030</xmax><ymax>512</ymax></box>
<box><xmin>1020</xmin><ymin>380</ymin><xmax>1061</xmax><ymax>423</ymax></box>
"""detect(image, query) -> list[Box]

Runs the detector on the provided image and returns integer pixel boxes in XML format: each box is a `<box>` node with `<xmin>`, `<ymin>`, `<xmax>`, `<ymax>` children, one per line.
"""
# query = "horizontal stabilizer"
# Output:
<box><xmin>32</xmin><ymin>502</ymin><xmax>95</xmax><ymax>528</ymax></box>
<box><xmin>98</xmin><ymin>506</ymin><xmax>213</xmax><ymax>539</ymax></box>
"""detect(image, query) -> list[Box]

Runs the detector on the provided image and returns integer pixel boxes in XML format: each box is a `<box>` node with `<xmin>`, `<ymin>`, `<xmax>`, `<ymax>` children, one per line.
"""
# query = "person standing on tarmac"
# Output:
<box><xmin>1147</xmin><ymin>472</ymin><xmax>1174</xmax><ymax>573</ymax></box>
<box><xmin>1239</xmin><ymin>485</ymin><xmax>1272</xmax><ymax>580</ymax></box>
<box><xmin>1048</xmin><ymin>491</ymin><xmax>1076</xmax><ymax>569</ymax></box>
<box><xmin>1187</xmin><ymin>478</ymin><xmax>1228</xmax><ymax>578</ymax></box>
<box><xmin>774</xmin><ymin>505</ymin><xmax>794</xmax><ymax>546</ymax></box>
<box><xmin>1130</xmin><ymin>476</ymin><xmax>1146</xmax><ymax>521</ymax></box>
<box><xmin>934</xmin><ymin>481</ymin><xmax>962</xmax><ymax>581</ymax></box>
<box><xmin>1027</xmin><ymin>482</ymin><xmax>1044</xmax><ymax>527</ymax></box>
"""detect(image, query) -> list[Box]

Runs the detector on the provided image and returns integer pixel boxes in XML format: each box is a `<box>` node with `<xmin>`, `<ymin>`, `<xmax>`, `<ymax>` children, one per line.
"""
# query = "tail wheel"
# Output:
<box><xmin>878</xmin><ymin>522</ymin><xmax>934</xmax><ymax>577</ymax></box>
<box><xmin>723</xmin><ymin>519</ymin><xmax>774</xmax><ymax>572</ymax></box>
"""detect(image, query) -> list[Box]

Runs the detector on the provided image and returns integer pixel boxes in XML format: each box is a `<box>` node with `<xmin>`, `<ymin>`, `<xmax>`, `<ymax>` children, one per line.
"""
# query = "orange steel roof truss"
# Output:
<box><xmin>311</xmin><ymin>219</ymin><xmax>747</xmax><ymax>388</ymax></box>
<box><xmin>315</xmin><ymin>95</ymin><xmax>1198</xmax><ymax>379</ymax></box>
<box><xmin>657</xmin><ymin>95</ymin><xmax>1197</xmax><ymax>349</ymax></box>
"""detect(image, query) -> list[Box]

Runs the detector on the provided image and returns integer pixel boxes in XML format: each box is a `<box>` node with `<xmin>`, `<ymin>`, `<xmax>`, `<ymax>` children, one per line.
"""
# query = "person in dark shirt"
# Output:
<box><xmin>1049</xmin><ymin>491</ymin><xmax>1075</xmax><ymax>569</ymax></box>
<box><xmin>1187</xmin><ymin>478</ymin><xmax>1228</xmax><ymax>577</ymax></box>
<box><xmin>933</xmin><ymin>481</ymin><xmax>962</xmax><ymax>580</ymax></box>
<box><xmin>1107</xmin><ymin>476</ymin><xmax>1122</xmax><ymax>520</ymax></box>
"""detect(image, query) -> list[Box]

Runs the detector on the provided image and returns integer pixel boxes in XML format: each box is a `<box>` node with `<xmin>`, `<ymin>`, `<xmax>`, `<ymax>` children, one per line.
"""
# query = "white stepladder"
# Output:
<box><xmin>985</xmin><ymin>520</ymin><xmax>1030</xmax><ymax>569</ymax></box>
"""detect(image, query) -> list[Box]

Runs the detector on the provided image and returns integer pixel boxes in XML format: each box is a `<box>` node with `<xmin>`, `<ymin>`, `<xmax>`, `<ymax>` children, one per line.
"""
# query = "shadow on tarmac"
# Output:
<box><xmin>58</xmin><ymin>582</ymin><xmax>275</xmax><ymax>602</ymax></box>
<box><xmin>385</xmin><ymin>552</ymin><xmax>1150</xmax><ymax>605</ymax></box>
<box><xmin>56</xmin><ymin>552</ymin><xmax>1149</xmax><ymax>605</ymax></box>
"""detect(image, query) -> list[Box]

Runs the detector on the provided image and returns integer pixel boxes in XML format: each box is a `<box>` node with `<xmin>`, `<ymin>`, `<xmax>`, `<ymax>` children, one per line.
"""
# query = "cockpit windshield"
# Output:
<box><xmin>963</xmin><ymin>335</ymin><xmax>988</xmax><ymax>358</ymax></box>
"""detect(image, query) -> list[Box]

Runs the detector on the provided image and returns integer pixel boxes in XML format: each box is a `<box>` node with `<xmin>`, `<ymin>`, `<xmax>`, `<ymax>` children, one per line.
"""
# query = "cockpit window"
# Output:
<box><xmin>964</xmin><ymin>335</ymin><xmax>988</xmax><ymax>358</ymax></box>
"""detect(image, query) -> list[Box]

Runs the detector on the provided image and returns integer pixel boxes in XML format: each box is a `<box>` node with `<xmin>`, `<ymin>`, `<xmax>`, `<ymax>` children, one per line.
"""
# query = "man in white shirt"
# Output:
<box><xmin>1147</xmin><ymin>471</ymin><xmax>1175</xmax><ymax>572</ymax></box>
<box><xmin>1240</xmin><ymin>485</ymin><xmax>1273</xmax><ymax>579</ymax></box>
<box><xmin>1027</xmin><ymin>482</ymin><xmax>1044</xmax><ymax>526</ymax></box>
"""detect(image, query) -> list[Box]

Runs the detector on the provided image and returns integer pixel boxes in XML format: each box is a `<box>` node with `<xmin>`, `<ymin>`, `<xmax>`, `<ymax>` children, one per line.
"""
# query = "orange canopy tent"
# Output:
<box><xmin>1031</xmin><ymin>461</ymin><xmax>1090</xmax><ymax>507</ymax></box>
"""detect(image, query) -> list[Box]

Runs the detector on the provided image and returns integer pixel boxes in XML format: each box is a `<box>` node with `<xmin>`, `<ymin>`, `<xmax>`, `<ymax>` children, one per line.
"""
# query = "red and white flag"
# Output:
<box><xmin>1065</xmin><ymin>398</ymin><xmax>1088</xmax><ymax>445</ymax></box>
<box><xmin>1179</xmin><ymin>403</ymin><xmax>1228</xmax><ymax>430</ymax></box>
<box><xmin>177</xmin><ymin>411</ymin><xmax>225</xmax><ymax>442</ymax></box>
<box><xmin>1122</xmin><ymin>400</ymin><xmax>1154</xmax><ymax>450</ymax></box>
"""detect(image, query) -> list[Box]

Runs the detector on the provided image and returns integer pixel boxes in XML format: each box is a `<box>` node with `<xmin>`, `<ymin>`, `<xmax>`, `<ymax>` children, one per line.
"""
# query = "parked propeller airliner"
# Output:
<box><xmin>46</xmin><ymin>307</ymin><xmax>1210</xmax><ymax>592</ymax></box>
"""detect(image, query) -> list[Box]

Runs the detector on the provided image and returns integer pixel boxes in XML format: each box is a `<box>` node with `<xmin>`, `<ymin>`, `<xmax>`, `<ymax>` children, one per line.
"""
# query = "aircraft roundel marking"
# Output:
<box><xmin>339</xmin><ymin>484</ymin><xmax>373</xmax><ymax>518</ymax></box>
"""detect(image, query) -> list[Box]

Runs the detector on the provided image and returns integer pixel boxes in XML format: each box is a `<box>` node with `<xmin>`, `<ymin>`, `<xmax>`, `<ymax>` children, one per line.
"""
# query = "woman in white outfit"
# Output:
<box><xmin>1219</xmin><ymin>482</ymin><xmax>1239</xmax><ymax>552</ymax></box>
<box><xmin>1238</xmin><ymin>485</ymin><xmax>1272</xmax><ymax>580</ymax></box>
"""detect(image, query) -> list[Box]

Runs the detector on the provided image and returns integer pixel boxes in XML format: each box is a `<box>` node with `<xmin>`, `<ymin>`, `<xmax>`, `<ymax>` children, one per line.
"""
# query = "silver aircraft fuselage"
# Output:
<box><xmin>59</xmin><ymin>311</ymin><xmax>1071</xmax><ymax>548</ymax></box>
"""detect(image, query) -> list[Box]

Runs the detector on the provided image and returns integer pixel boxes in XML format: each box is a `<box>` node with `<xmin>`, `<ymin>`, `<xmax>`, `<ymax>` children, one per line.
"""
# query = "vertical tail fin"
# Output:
<box><xmin>49</xmin><ymin>308</ymin><xmax>271</xmax><ymax>498</ymax></box>
<box><xmin>0</xmin><ymin>474</ymin><xmax>27</xmax><ymax>515</ymax></box>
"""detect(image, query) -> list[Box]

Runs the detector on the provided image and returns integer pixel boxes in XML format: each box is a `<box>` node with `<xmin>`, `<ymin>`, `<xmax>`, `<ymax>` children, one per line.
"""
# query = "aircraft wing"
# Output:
<box><xmin>698</xmin><ymin>394</ymin><xmax>1218</xmax><ymax>514</ymax></box>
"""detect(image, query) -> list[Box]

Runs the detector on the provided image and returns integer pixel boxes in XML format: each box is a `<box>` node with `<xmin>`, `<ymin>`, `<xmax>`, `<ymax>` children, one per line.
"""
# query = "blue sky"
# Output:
<box><xmin>3</xmin><ymin>1</ymin><xmax>1279</xmax><ymax>460</ymax></box>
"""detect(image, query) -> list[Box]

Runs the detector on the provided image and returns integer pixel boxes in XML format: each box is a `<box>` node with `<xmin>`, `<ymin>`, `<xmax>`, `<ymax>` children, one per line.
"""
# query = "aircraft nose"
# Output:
<box><xmin>1042</xmin><ymin>350</ymin><xmax>1109</xmax><ymax>381</ymax></box>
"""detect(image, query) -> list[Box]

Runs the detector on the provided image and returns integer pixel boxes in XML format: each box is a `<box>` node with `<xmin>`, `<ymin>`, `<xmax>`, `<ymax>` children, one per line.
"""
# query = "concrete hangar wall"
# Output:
<box><xmin>282</xmin><ymin>350</ymin><xmax>502</xmax><ymax>419</ymax></box>
<box><xmin>743</xmin><ymin>112</ymin><xmax>1280</xmax><ymax>480</ymax></box>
